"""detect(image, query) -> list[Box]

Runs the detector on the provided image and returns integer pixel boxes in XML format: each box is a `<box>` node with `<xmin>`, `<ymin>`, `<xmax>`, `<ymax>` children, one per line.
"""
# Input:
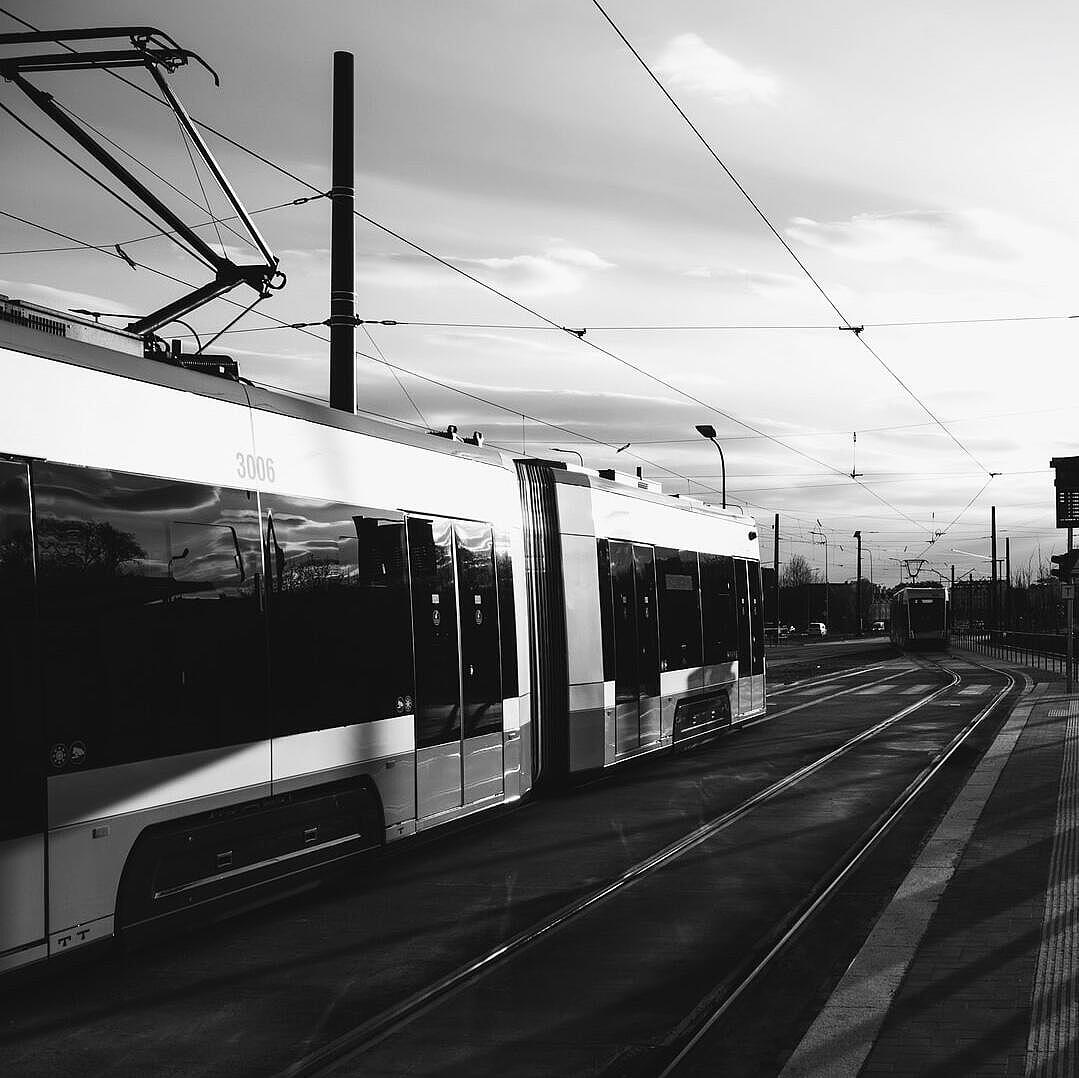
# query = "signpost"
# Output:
<box><xmin>1050</xmin><ymin>457</ymin><xmax>1079</xmax><ymax>692</ymax></box>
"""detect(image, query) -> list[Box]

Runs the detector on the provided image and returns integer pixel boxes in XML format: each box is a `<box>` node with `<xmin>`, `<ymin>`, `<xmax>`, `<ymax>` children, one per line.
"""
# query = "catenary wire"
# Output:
<box><xmin>0</xmin><ymin>208</ymin><xmax>1042</xmax><ymax>568</ymax></box>
<box><xmin>360</xmin><ymin>323</ymin><xmax>431</xmax><ymax>428</ymax></box>
<box><xmin>2</xmin><ymin>207</ymin><xmax>760</xmax><ymax>508</ymax></box>
<box><xmin>174</xmin><ymin>112</ymin><xmax>228</xmax><ymax>259</ymax></box>
<box><xmin>0</xmin><ymin>100</ymin><xmax>214</xmax><ymax>270</ymax></box>
<box><xmin>0</xmin><ymin>201</ymin><xmax>972</xmax><ymax>549</ymax></box>
<box><xmin>0</xmin><ymin>8</ymin><xmax>938</xmax><ymax>531</ymax></box>
<box><xmin>50</xmin><ymin>95</ymin><xmax>251</xmax><ymax>252</ymax></box>
<box><xmin>0</xmin><ymin>9</ymin><xmax>1009</xmax><ymax>540</ymax></box>
<box><xmin>588</xmin><ymin>0</ymin><xmax>990</xmax><ymax>477</ymax></box>
<box><xmin>105</xmin><ymin>312</ymin><xmax>1079</xmax><ymax>333</ymax></box>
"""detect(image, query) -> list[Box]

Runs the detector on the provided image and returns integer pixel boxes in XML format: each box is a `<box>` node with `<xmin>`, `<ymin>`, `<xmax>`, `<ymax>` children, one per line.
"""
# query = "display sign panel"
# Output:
<box><xmin>1050</xmin><ymin>457</ymin><xmax>1079</xmax><ymax>528</ymax></box>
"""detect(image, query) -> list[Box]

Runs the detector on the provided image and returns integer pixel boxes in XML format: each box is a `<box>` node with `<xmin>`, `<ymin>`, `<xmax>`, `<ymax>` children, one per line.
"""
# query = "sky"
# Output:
<box><xmin>2</xmin><ymin>1</ymin><xmax>1077</xmax><ymax>586</ymax></box>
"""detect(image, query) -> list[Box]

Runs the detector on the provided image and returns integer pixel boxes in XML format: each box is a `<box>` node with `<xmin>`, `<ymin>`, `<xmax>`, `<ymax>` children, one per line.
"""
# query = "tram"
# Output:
<box><xmin>0</xmin><ymin>298</ymin><xmax>766</xmax><ymax>975</ymax></box>
<box><xmin>889</xmin><ymin>584</ymin><xmax>950</xmax><ymax>650</ymax></box>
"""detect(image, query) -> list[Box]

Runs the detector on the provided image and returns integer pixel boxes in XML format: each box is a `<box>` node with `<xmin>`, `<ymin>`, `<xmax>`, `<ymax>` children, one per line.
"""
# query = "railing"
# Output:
<box><xmin>952</xmin><ymin>628</ymin><xmax>1078</xmax><ymax>680</ymax></box>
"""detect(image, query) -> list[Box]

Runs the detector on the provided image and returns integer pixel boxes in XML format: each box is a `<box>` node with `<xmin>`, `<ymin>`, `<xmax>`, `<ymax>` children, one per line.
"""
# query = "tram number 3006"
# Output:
<box><xmin>235</xmin><ymin>452</ymin><xmax>276</xmax><ymax>482</ymax></box>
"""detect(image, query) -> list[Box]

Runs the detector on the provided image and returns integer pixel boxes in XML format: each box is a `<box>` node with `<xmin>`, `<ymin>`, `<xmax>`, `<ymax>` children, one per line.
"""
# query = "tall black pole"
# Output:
<box><xmin>329</xmin><ymin>51</ymin><xmax>356</xmax><ymax>413</ymax></box>
<box><xmin>1068</xmin><ymin>526</ymin><xmax>1074</xmax><ymax>693</ymax></box>
<box><xmin>1005</xmin><ymin>536</ymin><xmax>1011</xmax><ymax>630</ymax></box>
<box><xmin>991</xmin><ymin>505</ymin><xmax>998</xmax><ymax>632</ymax></box>
<box><xmin>854</xmin><ymin>530</ymin><xmax>863</xmax><ymax>635</ymax></box>
<box><xmin>773</xmin><ymin>513</ymin><xmax>780</xmax><ymax>631</ymax></box>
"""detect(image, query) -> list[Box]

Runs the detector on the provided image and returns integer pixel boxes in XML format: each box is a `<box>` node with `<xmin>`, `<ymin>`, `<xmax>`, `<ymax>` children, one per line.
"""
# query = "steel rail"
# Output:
<box><xmin>275</xmin><ymin>664</ymin><xmax>961</xmax><ymax>1078</ymax></box>
<box><xmin>744</xmin><ymin>666</ymin><xmax>913</xmax><ymax>728</ymax></box>
<box><xmin>656</xmin><ymin>657</ymin><xmax>1020</xmax><ymax>1076</ymax></box>
<box><xmin>767</xmin><ymin>660</ymin><xmax>898</xmax><ymax>696</ymax></box>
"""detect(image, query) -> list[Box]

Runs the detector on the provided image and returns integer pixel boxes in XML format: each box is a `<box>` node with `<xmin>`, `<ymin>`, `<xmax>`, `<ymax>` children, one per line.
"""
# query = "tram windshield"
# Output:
<box><xmin>909</xmin><ymin>595</ymin><xmax>944</xmax><ymax>631</ymax></box>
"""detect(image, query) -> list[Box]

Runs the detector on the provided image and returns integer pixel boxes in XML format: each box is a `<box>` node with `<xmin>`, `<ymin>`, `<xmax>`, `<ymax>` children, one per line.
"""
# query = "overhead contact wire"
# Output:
<box><xmin>591</xmin><ymin>0</ymin><xmax>992</xmax><ymax>476</ymax></box>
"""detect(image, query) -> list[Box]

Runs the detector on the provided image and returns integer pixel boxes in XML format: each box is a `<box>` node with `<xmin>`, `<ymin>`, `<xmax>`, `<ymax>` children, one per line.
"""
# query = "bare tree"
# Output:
<box><xmin>780</xmin><ymin>553</ymin><xmax>819</xmax><ymax>587</ymax></box>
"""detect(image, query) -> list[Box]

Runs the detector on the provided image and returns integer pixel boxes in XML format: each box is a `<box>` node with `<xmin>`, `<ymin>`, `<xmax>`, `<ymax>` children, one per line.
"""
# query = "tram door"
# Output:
<box><xmin>408</xmin><ymin>517</ymin><xmax>504</xmax><ymax>820</ymax></box>
<box><xmin>610</xmin><ymin>541</ymin><xmax>661</xmax><ymax>754</ymax></box>
<box><xmin>733</xmin><ymin>558</ymin><xmax>754</xmax><ymax>714</ymax></box>
<box><xmin>0</xmin><ymin>460</ymin><xmax>45</xmax><ymax>968</ymax></box>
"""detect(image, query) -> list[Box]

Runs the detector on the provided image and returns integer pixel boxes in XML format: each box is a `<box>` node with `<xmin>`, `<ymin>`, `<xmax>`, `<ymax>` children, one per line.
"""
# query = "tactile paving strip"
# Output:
<box><xmin>1026</xmin><ymin>707</ymin><xmax>1079</xmax><ymax>1076</ymax></box>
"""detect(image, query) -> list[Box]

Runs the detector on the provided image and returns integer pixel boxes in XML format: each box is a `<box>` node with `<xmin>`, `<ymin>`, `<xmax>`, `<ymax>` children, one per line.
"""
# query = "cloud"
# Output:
<box><xmin>464</xmin><ymin>254</ymin><xmax>583</xmax><ymax>295</ymax></box>
<box><xmin>0</xmin><ymin>279</ymin><xmax>136</xmax><ymax>316</ymax></box>
<box><xmin>423</xmin><ymin>329</ymin><xmax>571</xmax><ymax>356</ymax></box>
<box><xmin>785</xmin><ymin>209</ymin><xmax>1019</xmax><ymax>265</ymax></box>
<box><xmin>682</xmin><ymin>265</ymin><xmax>801</xmax><ymax>293</ymax></box>
<box><xmin>655</xmin><ymin>34</ymin><xmax>779</xmax><ymax>105</ymax></box>
<box><xmin>543</xmin><ymin>245</ymin><xmax>615</xmax><ymax>270</ymax></box>
<box><xmin>354</xmin><ymin>244</ymin><xmax>614</xmax><ymax>296</ymax></box>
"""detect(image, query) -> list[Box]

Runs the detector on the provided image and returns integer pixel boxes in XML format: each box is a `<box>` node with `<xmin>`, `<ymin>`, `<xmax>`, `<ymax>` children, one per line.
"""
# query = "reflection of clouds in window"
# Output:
<box><xmin>42</xmin><ymin>470</ymin><xmax>222</xmax><ymax>517</ymax></box>
<box><xmin>270</xmin><ymin>512</ymin><xmax>360</xmax><ymax>591</ymax></box>
<box><xmin>263</xmin><ymin>493</ymin><xmax>413</xmax><ymax>729</ymax></box>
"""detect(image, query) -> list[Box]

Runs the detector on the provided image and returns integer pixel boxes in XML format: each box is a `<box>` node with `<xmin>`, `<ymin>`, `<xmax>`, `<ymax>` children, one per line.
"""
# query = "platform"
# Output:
<box><xmin>781</xmin><ymin>655</ymin><xmax>1079</xmax><ymax>1077</ymax></box>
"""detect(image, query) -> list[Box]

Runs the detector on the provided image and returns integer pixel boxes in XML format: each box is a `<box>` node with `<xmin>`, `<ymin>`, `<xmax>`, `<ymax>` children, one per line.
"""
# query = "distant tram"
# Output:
<box><xmin>890</xmin><ymin>584</ymin><xmax>950</xmax><ymax>650</ymax></box>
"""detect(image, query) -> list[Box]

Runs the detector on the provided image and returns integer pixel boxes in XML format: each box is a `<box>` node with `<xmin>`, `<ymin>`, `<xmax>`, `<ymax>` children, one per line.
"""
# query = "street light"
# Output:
<box><xmin>695</xmin><ymin>424</ymin><xmax>726</xmax><ymax>508</ymax></box>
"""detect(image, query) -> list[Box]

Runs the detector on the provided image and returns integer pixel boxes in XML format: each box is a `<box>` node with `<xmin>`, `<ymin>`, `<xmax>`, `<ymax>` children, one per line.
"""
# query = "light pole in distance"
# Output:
<box><xmin>695</xmin><ymin>424</ymin><xmax>726</xmax><ymax>508</ymax></box>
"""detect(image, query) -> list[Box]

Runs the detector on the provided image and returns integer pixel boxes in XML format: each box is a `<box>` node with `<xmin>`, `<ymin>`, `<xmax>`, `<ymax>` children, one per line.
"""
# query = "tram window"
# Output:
<box><xmin>456</xmin><ymin>521</ymin><xmax>502</xmax><ymax>738</ymax></box>
<box><xmin>494</xmin><ymin>530</ymin><xmax>519</xmax><ymax>699</ymax></box>
<box><xmin>263</xmin><ymin>494</ymin><xmax>413</xmax><ymax>736</ymax></box>
<box><xmin>34</xmin><ymin>463</ymin><xmax>265</xmax><ymax>770</ymax></box>
<box><xmin>656</xmin><ymin>547</ymin><xmax>702</xmax><ymax>671</ymax></box>
<box><xmin>0</xmin><ymin>461</ymin><xmax>39</xmax><ymax>840</ymax></box>
<box><xmin>596</xmin><ymin>538</ymin><xmax>615</xmax><ymax>682</ymax></box>
<box><xmin>407</xmin><ymin>517</ymin><xmax>461</xmax><ymax>749</ymax></box>
<box><xmin>733</xmin><ymin>558</ymin><xmax>752</xmax><ymax>669</ymax></box>
<box><xmin>749</xmin><ymin>560</ymin><xmax>765</xmax><ymax>675</ymax></box>
<box><xmin>910</xmin><ymin>595</ymin><xmax>944</xmax><ymax>631</ymax></box>
<box><xmin>700</xmin><ymin>553</ymin><xmax>738</xmax><ymax>664</ymax></box>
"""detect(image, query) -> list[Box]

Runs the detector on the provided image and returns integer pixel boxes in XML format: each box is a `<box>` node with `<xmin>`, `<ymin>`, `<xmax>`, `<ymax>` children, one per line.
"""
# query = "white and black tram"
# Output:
<box><xmin>0</xmin><ymin>298</ymin><xmax>766</xmax><ymax>975</ymax></box>
<box><xmin>889</xmin><ymin>583</ymin><xmax>950</xmax><ymax>650</ymax></box>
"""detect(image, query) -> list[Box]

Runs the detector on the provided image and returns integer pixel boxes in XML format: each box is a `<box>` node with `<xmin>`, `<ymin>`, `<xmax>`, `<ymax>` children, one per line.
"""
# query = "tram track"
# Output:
<box><xmin>655</xmin><ymin>653</ymin><xmax>1022</xmax><ymax>1077</ymax></box>
<box><xmin>3</xmin><ymin>652</ymin><xmax>1011</xmax><ymax>1078</ymax></box>
<box><xmin>275</xmin><ymin>655</ymin><xmax>974</xmax><ymax>1078</ymax></box>
<box><xmin>766</xmin><ymin>659</ymin><xmax>898</xmax><ymax>697</ymax></box>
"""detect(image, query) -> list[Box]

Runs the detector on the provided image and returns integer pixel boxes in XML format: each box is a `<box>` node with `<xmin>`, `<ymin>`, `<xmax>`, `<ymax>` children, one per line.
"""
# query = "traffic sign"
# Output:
<box><xmin>1063</xmin><ymin>584</ymin><xmax>1075</xmax><ymax>600</ymax></box>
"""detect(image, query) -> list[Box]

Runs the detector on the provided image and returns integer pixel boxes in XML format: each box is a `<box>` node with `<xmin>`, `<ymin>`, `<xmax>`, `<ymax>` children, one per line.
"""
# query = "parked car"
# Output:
<box><xmin>807</xmin><ymin>622</ymin><xmax>827</xmax><ymax>638</ymax></box>
<box><xmin>871</xmin><ymin>621</ymin><xmax>885</xmax><ymax>634</ymax></box>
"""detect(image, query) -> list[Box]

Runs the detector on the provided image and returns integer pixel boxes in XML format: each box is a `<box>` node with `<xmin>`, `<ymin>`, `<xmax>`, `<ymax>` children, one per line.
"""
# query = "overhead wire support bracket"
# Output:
<box><xmin>0</xmin><ymin>26</ymin><xmax>282</xmax><ymax>337</ymax></box>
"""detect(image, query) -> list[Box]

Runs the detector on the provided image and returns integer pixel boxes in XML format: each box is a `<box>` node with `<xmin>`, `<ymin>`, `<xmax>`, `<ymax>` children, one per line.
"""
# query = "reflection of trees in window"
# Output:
<box><xmin>0</xmin><ymin>528</ymin><xmax>32</xmax><ymax>580</ymax></box>
<box><xmin>38</xmin><ymin>519</ymin><xmax>148</xmax><ymax>575</ymax></box>
<box><xmin>34</xmin><ymin>462</ymin><xmax>265</xmax><ymax>769</ymax></box>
